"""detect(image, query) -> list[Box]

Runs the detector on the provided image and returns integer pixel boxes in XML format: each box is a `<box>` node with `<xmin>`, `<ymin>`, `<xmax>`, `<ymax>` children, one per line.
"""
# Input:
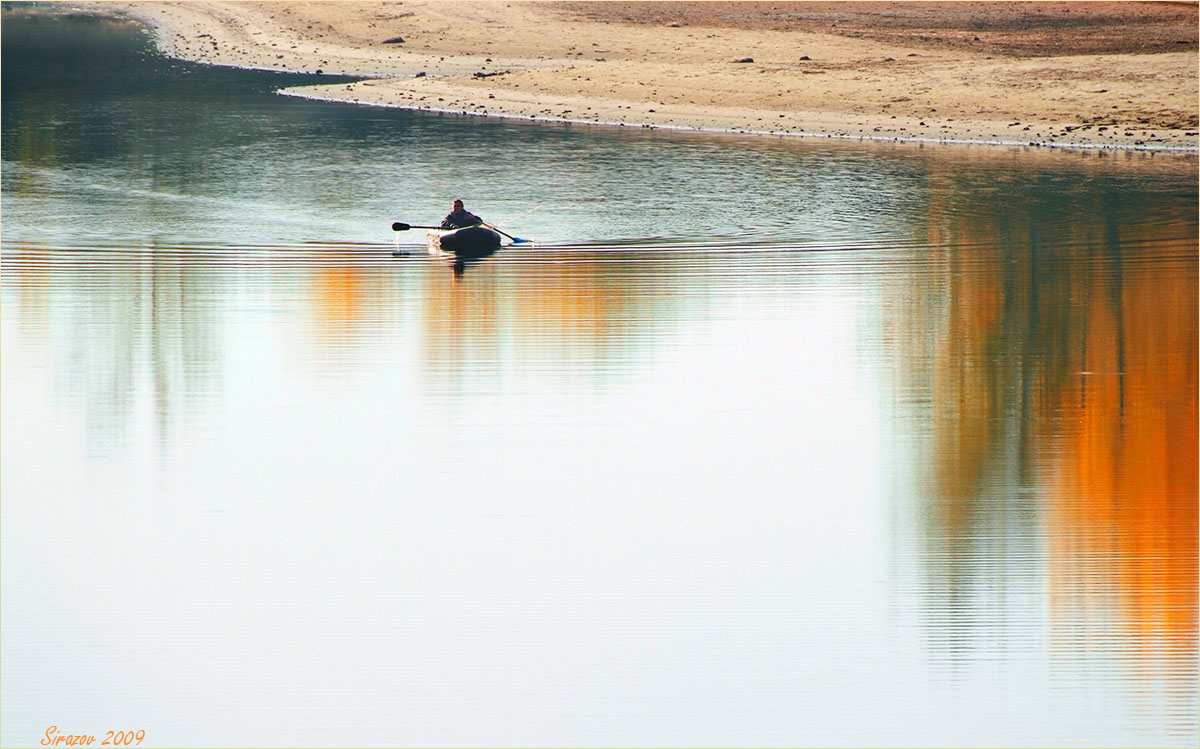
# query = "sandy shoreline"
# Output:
<box><xmin>59</xmin><ymin>1</ymin><xmax>1200</xmax><ymax>152</ymax></box>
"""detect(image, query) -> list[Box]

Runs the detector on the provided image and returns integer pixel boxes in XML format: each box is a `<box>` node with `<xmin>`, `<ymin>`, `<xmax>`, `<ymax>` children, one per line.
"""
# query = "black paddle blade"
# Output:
<box><xmin>392</xmin><ymin>222</ymin><xmax>411</xmax><ymax>231</ymax></box>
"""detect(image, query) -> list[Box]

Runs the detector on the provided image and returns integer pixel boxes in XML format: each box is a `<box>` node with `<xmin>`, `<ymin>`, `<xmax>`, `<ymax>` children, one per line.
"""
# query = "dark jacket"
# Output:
<box><xmin>440</xmin><ymin>208</ymin><xmax>483</xmax><ymax>229</ymax></box>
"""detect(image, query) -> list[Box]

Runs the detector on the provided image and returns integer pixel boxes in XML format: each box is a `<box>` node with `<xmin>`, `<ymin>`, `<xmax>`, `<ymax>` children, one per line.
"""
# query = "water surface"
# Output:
<box><xmin>2</xmin><ymin>12</ymin><xmax>1197</xmax><ymax>748</ymax></box>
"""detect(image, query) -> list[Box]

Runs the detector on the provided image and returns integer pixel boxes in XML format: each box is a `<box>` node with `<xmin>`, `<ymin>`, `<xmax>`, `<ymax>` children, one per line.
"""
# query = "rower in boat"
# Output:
<box><xmin>391</xmin><ymin>200</ymin><xmax>525</xmax><ymax>258</ymax></box>
<box><xmin>422</xmin><ymin>199</ymin><xmax>498</xmax><ymax>257</ymax></box>
<box><xmin>441</xmin><ymin>198</ymin><xmax>483</xmax><ymax>230</ymax></box>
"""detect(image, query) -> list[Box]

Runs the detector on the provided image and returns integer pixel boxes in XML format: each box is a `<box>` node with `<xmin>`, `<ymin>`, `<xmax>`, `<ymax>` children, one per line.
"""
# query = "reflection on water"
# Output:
<box><xmin>2</xmin><ymin>10</ymin><xmax>1197</xmax><ymax>748</ymax></box>
<box><xmin>884</xmin><ymin>168</ymin><xmax>1197</xmax><ymax>737</ymax></box>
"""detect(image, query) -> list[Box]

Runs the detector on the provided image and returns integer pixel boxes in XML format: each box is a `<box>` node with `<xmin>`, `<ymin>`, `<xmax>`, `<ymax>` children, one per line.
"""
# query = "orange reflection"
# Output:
<box><xmin>313</xmin><ymin>266</ymin><xmax>364</xmax><ymax>329</ymax></box>
<box><xmin>419</xmin><ymin>254</ymin><xmax>652</xmax><ymax>381</ymax></box>
<box><xmin>1044</xmin><ymin>225</ymin><xmax>1197</xmax><ymax>678</ymax></box>
<box><xmin>304</xmin><ymin>260</ymin><xmax>397</xmax><ymax>363</ymax></box>
<box><xmin>891</xmin><ymin>165</ymin><xmax>1198</xmax><ymax>708</ymax></box>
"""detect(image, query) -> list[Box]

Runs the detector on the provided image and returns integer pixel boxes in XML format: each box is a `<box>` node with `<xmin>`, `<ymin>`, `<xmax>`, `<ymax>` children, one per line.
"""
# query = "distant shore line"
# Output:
<box><xmin>64</xmin><ymin>1</ymin><xmax>1200</xmax><ymax>155</ymax></box>
<box><xmin>278</xmin><ymin>87</ymin><xmax>1200</xmax><ymax>155</ymax></box>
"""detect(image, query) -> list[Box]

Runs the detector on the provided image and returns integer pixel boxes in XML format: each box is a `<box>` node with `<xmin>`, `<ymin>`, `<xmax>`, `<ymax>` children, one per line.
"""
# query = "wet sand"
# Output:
<box><xmin>79</xmin><ymin>1</ymin><xmax>1199</xmax><ymax>150</ymax></box>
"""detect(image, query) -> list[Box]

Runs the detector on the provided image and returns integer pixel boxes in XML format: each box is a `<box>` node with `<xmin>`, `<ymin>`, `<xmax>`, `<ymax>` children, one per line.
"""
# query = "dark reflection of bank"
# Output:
<box><xmin>0</xmin><ymin>12</ymin><xmax>358</xmax><ymax>165</ymax></box>
<box><xmin>884</xmin><ymin>163</ymin><xmax>1198</xmax><ymax>731</ymax></box>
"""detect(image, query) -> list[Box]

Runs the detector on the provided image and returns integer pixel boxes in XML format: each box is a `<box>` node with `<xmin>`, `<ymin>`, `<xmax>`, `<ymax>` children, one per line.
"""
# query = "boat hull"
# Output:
<box><xmin>426</xmin><ymin>225</ymin><xmax>502</xmax><ymax>257</ymax></box>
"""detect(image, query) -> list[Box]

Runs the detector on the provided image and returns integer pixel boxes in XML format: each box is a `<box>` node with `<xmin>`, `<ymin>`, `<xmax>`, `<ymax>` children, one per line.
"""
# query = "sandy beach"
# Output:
<box><xmin>64</xmin><ymin>1</ymin><xmax>1200</xmax><ymax>150</ymax></box>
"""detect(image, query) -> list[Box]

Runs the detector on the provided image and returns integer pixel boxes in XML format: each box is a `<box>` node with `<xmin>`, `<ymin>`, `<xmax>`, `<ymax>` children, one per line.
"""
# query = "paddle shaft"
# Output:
<box><xmin>483</xmin><ymin>223</ymin><xmax>519</xmax><ymax>241</ymax></box>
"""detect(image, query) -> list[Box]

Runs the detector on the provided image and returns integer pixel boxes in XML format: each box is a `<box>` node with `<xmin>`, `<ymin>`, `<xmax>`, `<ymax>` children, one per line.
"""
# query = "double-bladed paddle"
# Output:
<box><xmin>392</xmin><ymin>221</ymin><xmax>529</xmax><ymax>243</ymax></box>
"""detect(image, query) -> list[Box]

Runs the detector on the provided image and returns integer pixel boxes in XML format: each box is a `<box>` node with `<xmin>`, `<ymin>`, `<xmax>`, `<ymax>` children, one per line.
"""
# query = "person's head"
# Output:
<box><xmin>452</xmin><ymin>199</ymin><xmax>464</xmax><ymax>212</ymax></box>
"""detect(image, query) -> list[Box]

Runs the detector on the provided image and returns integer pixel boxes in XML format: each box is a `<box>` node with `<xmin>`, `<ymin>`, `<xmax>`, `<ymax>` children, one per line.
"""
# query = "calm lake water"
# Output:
<box><xmin>2</xmin><ymin>11</ymin><xmax>1197</xmax><ymax>748</ymax></box>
